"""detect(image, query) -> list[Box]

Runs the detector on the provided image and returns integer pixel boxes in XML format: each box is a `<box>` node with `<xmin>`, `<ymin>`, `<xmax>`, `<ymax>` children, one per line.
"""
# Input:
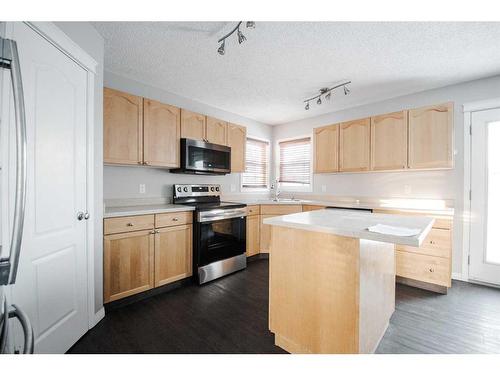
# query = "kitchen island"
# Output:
<box><xmin>264</xmin><ymin>209</ymin><xmax>434</xmax><ymax>354</ymax></box>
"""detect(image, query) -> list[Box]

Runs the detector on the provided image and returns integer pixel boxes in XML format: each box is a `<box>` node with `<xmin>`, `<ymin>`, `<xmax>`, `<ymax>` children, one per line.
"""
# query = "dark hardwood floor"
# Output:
<box><xmin>68</xmin><ymin>259</ymin><xmax>500</xmax><ymax>354</ymax></box>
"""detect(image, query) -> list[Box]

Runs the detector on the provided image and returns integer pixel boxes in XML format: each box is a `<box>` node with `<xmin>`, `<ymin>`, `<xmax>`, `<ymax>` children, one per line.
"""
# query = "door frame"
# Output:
<box><xmin>17</xmin><ymin>22</ymin><xmax>101</xmax><ymax>328</ymax></box>
<box><xmin>462</xmin><ymin>97</ymin><xmax>500</xmax><ymax>284</ymax></box>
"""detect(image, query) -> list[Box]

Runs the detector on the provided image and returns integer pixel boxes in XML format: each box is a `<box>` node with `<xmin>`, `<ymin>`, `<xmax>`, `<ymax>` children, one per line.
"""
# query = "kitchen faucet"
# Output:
<box><xmin>271</xmin><ymin>179</ymin><xmax>281</xmax><ymax>201</ymax></box>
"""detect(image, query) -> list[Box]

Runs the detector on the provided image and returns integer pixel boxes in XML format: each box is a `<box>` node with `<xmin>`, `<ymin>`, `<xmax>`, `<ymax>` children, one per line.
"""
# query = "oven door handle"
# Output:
<box><xmin>198</xmin><ymin>209</ymin><xmax>247</xmax><ymax>223</ymax></box>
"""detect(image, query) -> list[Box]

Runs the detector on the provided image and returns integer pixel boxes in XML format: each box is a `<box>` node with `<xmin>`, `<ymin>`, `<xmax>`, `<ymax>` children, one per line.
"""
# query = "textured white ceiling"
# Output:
<box><xmin>92</xmin><ymin>22</ymin><xmax>500</xmax><ymax>125</ymax></box>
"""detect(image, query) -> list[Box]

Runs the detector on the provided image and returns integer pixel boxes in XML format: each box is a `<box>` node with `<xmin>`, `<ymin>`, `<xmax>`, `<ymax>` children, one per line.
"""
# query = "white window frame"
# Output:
<box><xmin>241</xmin><ymin>135</ymin><xmax>271</xmax><ymax>193</ymax></box>
<box><xmin>275</xmin><ymin>135</ymin><xmax>313</xmax><ymax>193</ymax></box>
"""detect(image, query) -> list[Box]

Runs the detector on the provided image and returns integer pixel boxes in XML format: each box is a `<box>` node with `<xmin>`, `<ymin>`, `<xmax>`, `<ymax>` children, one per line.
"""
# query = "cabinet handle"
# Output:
<box><xmin>155</xmin><ymin>230</ymin><xmax>160</xmax><ymax>234</ymax></box>
<box><xmin>429</xmin><ymin>268</ymin><xmax>434</xmax><ymax>273</ymax></box>
<box><xmin>126</xmin><ymin>223</ymin><xmax>134</xmax><ymax>227</ymax></box>
<box><xmin>430</xmin><ymin>240</ymin><xmax>435</xmax><ymax>245</ymax></box>
<box><xmin>150</xmin><ymin>230</ymin><xmax>155</xmax><ymax>234</ymax></box>
<box><xmin>172</xmin><ymin>217</ymin><xmax>179</xmax><ymax>222</ymax></box>
<box><xmin>143</xmin><ymin>161</ymin><xmax>148</xmax><ymax>165</ymax></box>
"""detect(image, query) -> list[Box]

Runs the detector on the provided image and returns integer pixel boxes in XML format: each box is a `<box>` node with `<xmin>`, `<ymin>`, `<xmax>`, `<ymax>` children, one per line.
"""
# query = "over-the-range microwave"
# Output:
<box><xmin>171</xmin><ymin>138</ymin><xmax>231</xmax><ymax>175</ymax></box>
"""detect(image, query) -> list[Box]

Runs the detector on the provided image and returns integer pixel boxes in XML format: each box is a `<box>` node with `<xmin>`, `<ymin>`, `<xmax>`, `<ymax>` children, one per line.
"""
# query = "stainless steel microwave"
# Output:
<box><xmin>171</xmin><ymin>138</ymin><xmax>231</xmax><ymax>175</ymax></box>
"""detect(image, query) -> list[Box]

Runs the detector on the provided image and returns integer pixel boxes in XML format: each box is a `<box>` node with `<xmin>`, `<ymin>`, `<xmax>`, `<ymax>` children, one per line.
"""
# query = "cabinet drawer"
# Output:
<box><xmin>396</xmin><ymin>251</ymin><xmax>451</xmax><ymax>287</ymax></box>
<box><xmin>396</xmin><ymin>228</ymin><xmax>451</xmax><ymax>258</ymax></box>
<box><xmin>155</xmin><ymin>211</ymin><xmax>192</xmax><ymax>228</ymax></box>
<box><xmin>260</xmin><ymin>205</ymin><xmax>302</xmax><ymax>215</ymax></box>
<box><xmin>104</xmin><ymin>215</ymin><xmax>155</xmax><ymax>235</ymax></box>
<box><xmin>247</xmin><ymin>205</ymin><xmax>260</xmax><ymax>216</ymax></box>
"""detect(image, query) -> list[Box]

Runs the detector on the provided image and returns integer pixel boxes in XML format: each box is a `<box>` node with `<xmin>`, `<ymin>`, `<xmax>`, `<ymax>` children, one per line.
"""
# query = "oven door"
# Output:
<box><xmin>198</xmin><ymin>216</ymin><xmax>246</xmax><ymax>267</ymax></box>
<box><xmin>182</xmin><ymin>138</ymin><xmax>231</xmax><ymax>174</ymax></box>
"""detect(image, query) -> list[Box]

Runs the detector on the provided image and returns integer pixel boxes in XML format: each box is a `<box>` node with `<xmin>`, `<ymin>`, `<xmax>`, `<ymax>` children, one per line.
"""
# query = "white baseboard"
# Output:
<box><xmin>91</xmin><ymin>307</ymin><xmax>105</xmax><ymax>328</ymax></box>
<box><xmin>452</xmin><ymin>272</ymin><xmax>468</xmax><ymax>282</ymax></box>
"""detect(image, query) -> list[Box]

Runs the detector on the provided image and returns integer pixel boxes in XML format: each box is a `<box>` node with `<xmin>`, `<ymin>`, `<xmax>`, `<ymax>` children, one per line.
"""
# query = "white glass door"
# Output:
<box><xmin>470</xmin><ymin>107</ymin><xmax>500</xmax><ymax>285</ymax></box>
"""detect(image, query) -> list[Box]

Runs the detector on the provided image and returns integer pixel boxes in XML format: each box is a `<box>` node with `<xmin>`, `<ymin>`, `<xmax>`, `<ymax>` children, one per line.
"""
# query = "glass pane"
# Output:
<box><xmin>188</xmin><ymin>146</ymin><xmax>229</xmax><ymax>170</ymax></box>
<box><xmin>486</xmin><ymin>121</ymin><xmax>500</xmax><ymax>264</ymax></box>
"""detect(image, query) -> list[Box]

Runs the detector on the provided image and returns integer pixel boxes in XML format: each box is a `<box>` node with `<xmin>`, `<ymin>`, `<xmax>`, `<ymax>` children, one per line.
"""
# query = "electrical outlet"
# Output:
<box><xmin>321</xmin><ymin>185</ymin><xmax>327</xmax><ymax>193</ymax></box>
<box><xmin>139</xmin><ymin>184</ymin><xmax>146</xmax><ymax>194</ymax></box>
<box><xmin>404</xmin><ymin>184</ymin><xmax>411</xmax><ymax>195</ymax></box>
<box><xmin>230</xmin><ymin>184</ymin><xmax>236</xmax><ymax>192</ymax></box>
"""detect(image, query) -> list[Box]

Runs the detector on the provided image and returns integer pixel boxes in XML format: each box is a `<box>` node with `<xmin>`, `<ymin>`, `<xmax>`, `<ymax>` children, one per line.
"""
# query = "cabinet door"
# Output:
<box><xmin>206</xmin><ymin>116</ymin><xmax>228</xmax><ymax>145</ymax></box>
<box><xmin>260</xmin><ymin>215</ymin><xmax>276</xmax><ymax>254</ymax></box>
<box><xmin>339</xmin><ymin>118</ymin><xmax>371</xmax><ymax>172</ymax></box>
<box><xmin>181</xmin><ymin>109</ymin><xmax>206</xmax><ymax>141</ymax></box>
<box><xmin>371</xmin><ymin>111</ymin><xmax>408</xmax><ymax>170</ymax></box>
<box><xmin>227</xmin><ymin>123</ymin><xmax>247</xmax><ymax>173</ymax></box>
<box><xmin>155</xmin><ymin>224</ymin><xmax>193</xmax><ymax>287</ymax></box>
<box><xmin>408</xmin><ymin>102</ymin><xmax>453</xmax><ymax>169</ymax></box>
<box><xmin>143</xmin><ymin>99</ymin><xmax>180</xmax><ymax>167</ymax></box>
<box><xmin>246</xmin><ymin>215</ymin><xmax>260</xmax><ymax>257</ymax></box>
<box><xmin>104</xmin><ymin>87</ymin><xmax>143</xmax><ymax>165</ymax></box>
<box><xmin>314</xmin><ymin>124</ymin><xmax>339</xmax><ymax>173</ymax></box>
<box><xmin>104</xmin><ymin>230</ymin><xmax>154</xmax><ymax>303</ymax></box>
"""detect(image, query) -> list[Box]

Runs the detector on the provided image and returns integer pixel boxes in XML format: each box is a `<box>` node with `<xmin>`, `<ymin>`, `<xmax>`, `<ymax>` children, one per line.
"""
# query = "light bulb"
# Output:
<box><xmin>325</xmin><ymin>92</ymin><xmax>331</xmax><ymax>100</ymax></box>
<box><xmin>305</xmin><ymin>102</ymin><xmax>310</xmax><ymax>110</ymax></box>
<box><xmin>246</xmin><ymin>21</ymin><xmax>255</xmax><ymax>29</ymax></box>
<box><xmin>237</xmin><ymin>29</ymin><xmax>246</xmax><ymax>44</ymax></box>
<box><xmin>344</xmin><ymin>85</ymin><xmax>350</xmax><ymax>95</ymax></box>
<box><xmin>217</xmin><ymin>40</ymin><xmax>225</xmax><ymax>55</ymax></box>
<box><xmin>317</xmin><ymin>97</ymin><xmax>322</xmax><ymax>105</ymax></box>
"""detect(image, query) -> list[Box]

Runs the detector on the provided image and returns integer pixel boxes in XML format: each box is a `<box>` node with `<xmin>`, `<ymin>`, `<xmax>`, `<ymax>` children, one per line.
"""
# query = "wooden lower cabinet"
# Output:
<box><xmin>104</xmin><ymin>230</ymin><xmax>155</xmax><ymax>303</ymax></box>
<box><xmin>260</xmin><ymin>214</ymin><xmax>275</xmax><ymax>254</ymax></box>
<box><xmin>302</xmin><ymin>205</ymin><xmax>326</xmax><ymax>212</ymax></box>
<box><xmin>246</xmin><ymin>215</ymin><xmax>260</xmax><ymax>257</ymax></box>
<box><xmin>155</xmin><ymin>224</ymin><xmax>193</xmax><ymax>287</ymax></box>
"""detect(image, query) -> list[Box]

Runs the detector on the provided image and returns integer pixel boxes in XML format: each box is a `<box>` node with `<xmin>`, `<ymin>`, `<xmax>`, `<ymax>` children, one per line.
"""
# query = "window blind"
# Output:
<box><xmin>279</xmin><ymin>137</ymin><xmax>311</xmax><ymax>185</ymax></box>
<box><xmin>242</xmin><ymin>138</ymin><xmax>269</xmax><ymax>189</ymax></box>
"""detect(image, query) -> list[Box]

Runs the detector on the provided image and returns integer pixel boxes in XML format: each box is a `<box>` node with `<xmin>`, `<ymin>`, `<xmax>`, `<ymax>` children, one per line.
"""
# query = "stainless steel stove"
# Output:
<box><xmin>173</xmin><ymin>184</ymin><xmax>247</xmax><ymax>284</ymax></box>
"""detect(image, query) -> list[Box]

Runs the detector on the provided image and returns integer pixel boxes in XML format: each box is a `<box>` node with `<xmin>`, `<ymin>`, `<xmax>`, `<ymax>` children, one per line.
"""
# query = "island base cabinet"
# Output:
<box><xmin>269</xmin><ymin>226</ymin><xmax>395</xmax><ymax>354</ymax></box>
<box><xmin>154</xmin><ymin>225</ymin><xmax>193</xmax><ymax>287</ymax></box>
<box><xmin>104</xmin><ymin>230</ymin><xmax>155</xmax><ymax>303</ymax></box>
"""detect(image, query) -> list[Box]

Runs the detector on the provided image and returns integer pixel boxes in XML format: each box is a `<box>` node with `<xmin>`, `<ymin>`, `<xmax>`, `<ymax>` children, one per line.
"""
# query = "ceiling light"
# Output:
<box><xmin>303</xmin><ymin>80</ymin><xmax>351</xmax><ymax>111</ymax></box>
<box><xmin>217</xmin><ymin>40</ymin><xmax>225</xmax><ymax>55</ymax></box>
<box><xmin>217</xmin><ymin>22</ymin><xmax>254</xmax><ymax>55</ymax></box>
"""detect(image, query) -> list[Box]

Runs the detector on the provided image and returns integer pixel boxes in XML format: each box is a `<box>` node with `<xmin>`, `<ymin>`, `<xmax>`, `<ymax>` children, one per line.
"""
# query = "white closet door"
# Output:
<box><xmin>9</xmin><ymin>23</ymin><xmax>89</xmax><ymax>353</ymax></box>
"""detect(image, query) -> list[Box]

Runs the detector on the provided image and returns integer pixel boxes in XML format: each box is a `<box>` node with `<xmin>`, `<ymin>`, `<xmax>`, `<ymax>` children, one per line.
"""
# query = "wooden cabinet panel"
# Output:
<box><xmin>104</xmin><ymin>215</ymin><xmax>155</xmax><ymax>235</ymax></box>
<box><xmin>408</xmin><ymin>102</ymin><xmax>453</xmax><ymax>169</ymax></box>
<box><xmin>155</xmin><ymin>211</ymin><xmax>193</xmax><ymax>228</ymax></box>
<box><xmin>155</xmin><ymin>224</ymin><xmax>193</xmax><ymax>287</ymax></box>
<box><xmin>260</xmin><ymin>214</ymin><xmax>275</xmax><ymax>254</ymax></box>
<box><xmin>246</xmin><ymin>215</ymin><xmax>260</xmax><ymax>257</ymax></box>
<box><xmin>181</xmin><ymin>109</ymin><xmax>206</xmax><ymax>141</ymax></box>
<box><xmin>396</xmin><ymin>228</ymin><xmax>452</xmax><ymax>259</ymax></box>
<box><xmin>104</xmin><ymin>87</ymin><xmax>143</xmax><ymax>165</ymax></box>
<box><xmin>247</xmin><ymin>205</ymin><xmax>260</xmax><ymax>216</ymax></box>
<box><xmin>339</xmin><ymin>118</ymin><xmax>371</xmax><ymax>172</ymax></box>
<box><xmin>260</xmin><ymin>204</ymin><xmax>303</xmax><ymax>215</ymax></box>
<box><xmin>143</xmin><ymin>99</ymin><xmax>180</xmax><ymax>167</ymax></box>
<box><xmin>370</xmin><ymin>111</ymin><xmax>408</xmax><ymax>170</ymax></box>
<box><xmin>206</xmin><ymin>116</ymin><xmax>227</xmax><ymax>145</ymax></box>
<box><xmin>302</xmin><ymin>205</ymin><xmax>326</xmax><ymax>212</ymax></box>
<box><xmin>104</xmin><ymin>230</ymin><xmax>154</xmax><ymax>303</ymax></box>
<box><xmin>314</xmin><ymin>124</ymin><xmax>339</xmax><ymax>173</ymax></box>
<box><xmin>227</xmin><ymin>123</ymin><xmax>247</xmax><ymax>173</ymax></box>
<box><xmin>396</xmin><ymin>251</ymin><xmax>451</xmax><ymax>287</ymax></box>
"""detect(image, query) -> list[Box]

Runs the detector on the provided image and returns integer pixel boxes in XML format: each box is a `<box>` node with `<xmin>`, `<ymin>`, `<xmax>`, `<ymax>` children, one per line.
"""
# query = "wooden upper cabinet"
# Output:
<box><xmin>104</xmin><ymin>87</ymin><xmax>143</xmax><ymax>165</ymax></box>
<box><xmin>339</xmin><ymin>118</ymin><xmax>371</xmax><ymax>172</ymax></box>
<box><xmin>314</xmin><ymin>124</ymin><xmax>339</xmax><ymax>173</ymax></box>
<box><xmin>206</xmin><ymin>116</ymin><xmax>228</xmax><ymax>145</ymax></box>
<box><xmin>227</xmin><ymin>123</ymin><xmax>247</xmax><ymax>173</ymax></box>
<box><xmin>143</xmin><ymin>99</ymin><xmax>180</xmax><ymax>168</ymax></box>
<box><xmin>408</xmin><ymin>103</ymin><xmax>453</xmax><ymax>169</ymax></box>
<box><xmin>370</xmin><ymin>111</ymin><xmax>408</xmax><ymax>170</ymax></box>
<box><xmin>180</xmin><ymin>109</ymin><xmax>206</xmax><ymax>141</ymax></box>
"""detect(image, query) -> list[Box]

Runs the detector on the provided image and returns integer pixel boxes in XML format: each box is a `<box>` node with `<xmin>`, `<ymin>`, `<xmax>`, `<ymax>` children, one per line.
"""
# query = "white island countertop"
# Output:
<box><xmin>104</xmin><ymin>204</ymin><xmax>195</xmax><ymax>218</ymax></box>
<box><xmin>263</xmin><ymin>209</ymin><xmax>435</xmax><ymax>247</ymax></box>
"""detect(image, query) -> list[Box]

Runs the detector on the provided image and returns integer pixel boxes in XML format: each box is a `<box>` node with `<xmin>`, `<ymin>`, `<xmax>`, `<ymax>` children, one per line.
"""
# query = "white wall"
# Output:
<box><xmin>54</xmin><ymin>22</ymin><xmax>105</xmax><ymax>314</ymax></box>
<box><xmin>103</xmin><ymin>71</ymin><xmax>274</xmax><ymax>201</ymax></box>
<box><xmin>273</xmin><ymin>74</ymin><xmax>500</xmax><ymax>278</ymax></box>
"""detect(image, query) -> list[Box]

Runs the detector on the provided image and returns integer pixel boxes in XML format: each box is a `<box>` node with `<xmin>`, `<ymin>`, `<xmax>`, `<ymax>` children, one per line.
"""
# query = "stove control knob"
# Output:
<box><xmin>183</xmin><ymin>187</ymin><xmax>188</xmax><ymax>192</ymax></box>
<box><xmin>177</xmin><ymin>187</ymin><xmax>181</xmax><ymax>192</ymax></box>
<box><xmin>215</xmin><ymin>187</ymin><xmax>220</xmax><ymax>192</ymax></box>
<box><xmin>210</xmin><ymin>187</ymin><xmax>215</xmax><ymax>192</ymax></box>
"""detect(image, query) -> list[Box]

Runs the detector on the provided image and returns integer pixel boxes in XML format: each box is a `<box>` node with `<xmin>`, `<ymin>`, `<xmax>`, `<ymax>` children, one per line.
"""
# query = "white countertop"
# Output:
<box><xmin>104</xmin><ymin>204</ymin><xmax>195</xmax><ymax>218</ymax></box>
<box><xmin>263</xmin><ymin>209</ymin><xmax>435</xmax><ymax>247</ymax></box>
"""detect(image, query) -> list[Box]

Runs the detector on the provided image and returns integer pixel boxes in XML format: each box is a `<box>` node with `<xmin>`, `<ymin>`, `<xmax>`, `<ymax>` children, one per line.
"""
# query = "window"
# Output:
<box><xmin>278</xmin><ymin>137</ymin><xmax>312</xmax><ymax>189</ymax></box>
<box><xmin>242</xmin><ymin>138</ymin><xmax>269</xmax><ymax>190</ymax></box>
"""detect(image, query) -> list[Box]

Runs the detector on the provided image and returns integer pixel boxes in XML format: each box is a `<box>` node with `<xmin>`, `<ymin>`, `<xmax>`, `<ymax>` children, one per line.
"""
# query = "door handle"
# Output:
<box><xmin>77</xmin><ymin>212</ymin><xmax>84</xmax><ymax>221</ymax></box>
<box><xmin>84</xmin><ymin>212</ymin><xmax>90</xmax><ymax>220</ymax></box>
<box><xmin>0</xmin><ymin>37</ymin><xmax>28</xmax><ymax>286</ymax></box>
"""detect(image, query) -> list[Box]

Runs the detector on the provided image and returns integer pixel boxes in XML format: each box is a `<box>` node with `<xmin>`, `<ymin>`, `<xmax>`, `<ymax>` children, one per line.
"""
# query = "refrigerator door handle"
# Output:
<box><xmin>0</xmin><ymin>37</ymin><xmax>27</xmax><ymax>286</ymax></box>
<box><xmin>8</xmin><ymin>304</ymin><xmax>34</xmax><ymax>354</ymax></box>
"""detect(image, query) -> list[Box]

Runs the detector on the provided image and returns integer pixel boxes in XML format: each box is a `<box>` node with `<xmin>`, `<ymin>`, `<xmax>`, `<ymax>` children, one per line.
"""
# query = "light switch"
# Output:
<box><xmin>139</xmin><ymin>184</ymin><xmax>146</xmax><ymax>194</ymax></box>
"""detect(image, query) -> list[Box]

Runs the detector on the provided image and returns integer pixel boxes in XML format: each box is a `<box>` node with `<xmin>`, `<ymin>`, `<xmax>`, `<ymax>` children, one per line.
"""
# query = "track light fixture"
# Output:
<box><xmin>217</xmin><ymin>21</ymin><xmax>255</xmax><ymax>55</ymax></box>
<box><xmin>303</xmin><ymin>81</ymin><xmax>351</xmax><ymax>110</ymax></box>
